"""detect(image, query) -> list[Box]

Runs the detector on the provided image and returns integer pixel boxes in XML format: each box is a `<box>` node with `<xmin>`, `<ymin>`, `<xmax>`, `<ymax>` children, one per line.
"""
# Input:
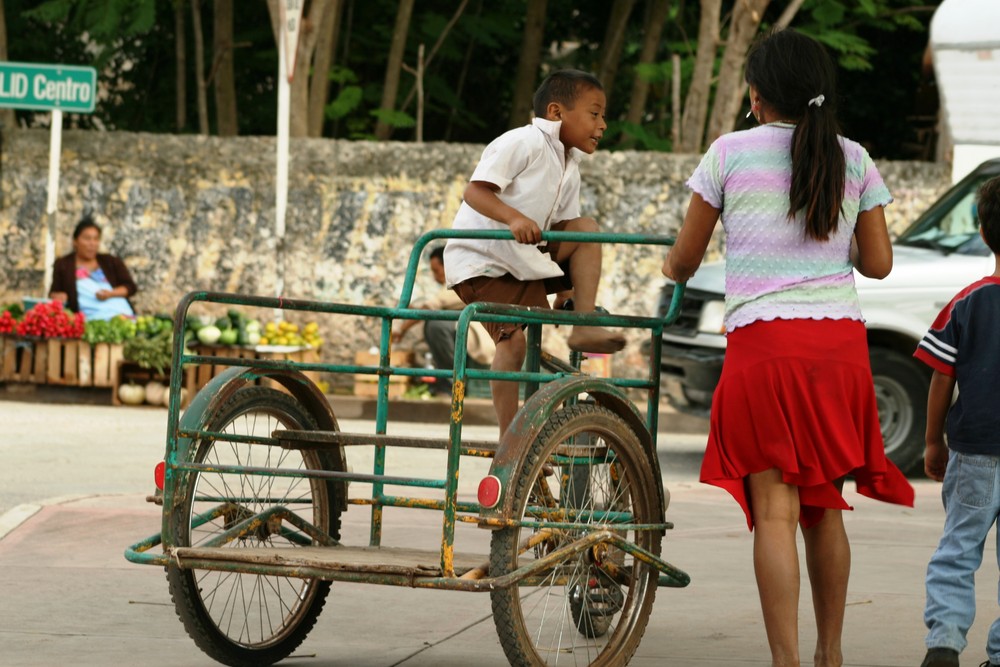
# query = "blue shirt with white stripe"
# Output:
<box><xmin>914</xmin><ymin>276</ymin><xmax>1000</xmax><ymax>455</ymax></box>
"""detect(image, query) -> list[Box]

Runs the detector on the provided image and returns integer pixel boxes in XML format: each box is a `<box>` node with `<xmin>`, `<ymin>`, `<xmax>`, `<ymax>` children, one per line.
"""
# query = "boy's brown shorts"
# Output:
<box><xmin>452</xmin><ymin>266</ymin><xmax>572</xmax><ymax>345</ymax></box>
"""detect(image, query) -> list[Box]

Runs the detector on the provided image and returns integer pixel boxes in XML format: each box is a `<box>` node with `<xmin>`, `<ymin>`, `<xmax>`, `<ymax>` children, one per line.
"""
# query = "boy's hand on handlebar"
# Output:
<box><xmin>509</xmin><ymin>215</ymin><xmax>542</xmax><ymax>244</ymax></box>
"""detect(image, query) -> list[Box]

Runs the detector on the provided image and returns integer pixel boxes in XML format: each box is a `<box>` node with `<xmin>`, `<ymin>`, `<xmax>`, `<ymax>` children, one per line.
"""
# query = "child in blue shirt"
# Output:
<box><xmin>916</xmin><ymin>175</ymin><xmax>1000</xmax><ymax>667</ymax></box>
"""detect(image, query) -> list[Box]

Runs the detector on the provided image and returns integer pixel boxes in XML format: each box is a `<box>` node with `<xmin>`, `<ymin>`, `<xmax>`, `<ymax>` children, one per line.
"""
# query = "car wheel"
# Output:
<box><xmin>870</xmin><ymin>347</ymin><xmax>930</xmax><ymax>477</ymax></box>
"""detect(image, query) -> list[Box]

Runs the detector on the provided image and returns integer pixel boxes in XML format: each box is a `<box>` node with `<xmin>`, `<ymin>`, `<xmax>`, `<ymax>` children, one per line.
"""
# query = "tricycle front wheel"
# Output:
<box><xmin>166</xmin><ymin>386</ymin><xmax>343</xmax><ymax>667</ymax></box>
<box><xmin>489</xmin><ymin>403</ymin><xmax>662</xmax><ymax>666</ymax></box>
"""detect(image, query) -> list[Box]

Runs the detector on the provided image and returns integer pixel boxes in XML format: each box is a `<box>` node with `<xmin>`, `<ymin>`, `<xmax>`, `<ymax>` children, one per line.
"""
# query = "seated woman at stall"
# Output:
<box><xmin>48</xmin><ymin>216</ymin><xmax>137</xmax><ymax>320</ymax></box>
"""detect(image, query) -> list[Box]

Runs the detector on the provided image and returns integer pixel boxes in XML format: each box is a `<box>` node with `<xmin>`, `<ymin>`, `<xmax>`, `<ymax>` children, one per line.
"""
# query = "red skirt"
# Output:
<box><xmin>700</xmin><ymin>318</ymin><xmax>915</xmax><ymax>530</ymax></box>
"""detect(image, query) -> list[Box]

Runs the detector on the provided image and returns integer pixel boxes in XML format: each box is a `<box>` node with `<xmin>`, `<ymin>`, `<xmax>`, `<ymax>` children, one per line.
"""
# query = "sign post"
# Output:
<box><xmin>274</xmin><ymin>1</ymin><xmax>304</xmax><ymax>299</ymax></box>
<box><xmin>0</xmin><ymin>62</ymin><xmax>97</xmax><ymax>297</ymax></box>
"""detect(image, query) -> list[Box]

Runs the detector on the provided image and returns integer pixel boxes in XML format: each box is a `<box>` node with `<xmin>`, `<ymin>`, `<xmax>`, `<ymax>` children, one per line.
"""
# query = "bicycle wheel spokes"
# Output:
<box><xmin>490</xmin><ymin>404</ymin><xmax>661</xmax><ymax>666</ymax></box>
<box><xmin>168</xmin><ymin>387</ymin><xmax>342</xmax><ymax>665</ymax></box>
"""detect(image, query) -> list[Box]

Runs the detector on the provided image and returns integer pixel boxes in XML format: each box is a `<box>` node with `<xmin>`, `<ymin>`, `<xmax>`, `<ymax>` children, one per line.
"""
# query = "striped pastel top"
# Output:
<box><xmin>687</xmin><ymin>122</ymin><xmax>892</xmax><ymax>333</ymax></box>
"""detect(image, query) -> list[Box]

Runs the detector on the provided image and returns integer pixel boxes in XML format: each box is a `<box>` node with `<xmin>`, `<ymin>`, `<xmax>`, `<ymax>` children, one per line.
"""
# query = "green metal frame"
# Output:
<box><xmin>125</xmin><ymin>229</ymin><xmax>688</xmax><ymax>590</ymax></box>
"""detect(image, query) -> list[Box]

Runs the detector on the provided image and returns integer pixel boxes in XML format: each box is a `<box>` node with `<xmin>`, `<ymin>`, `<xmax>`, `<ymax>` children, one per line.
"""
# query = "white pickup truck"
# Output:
<box><xmin>655</xmin><ymin>159</ymin><xmax>1000</xmax><ymax>475</ymax></box>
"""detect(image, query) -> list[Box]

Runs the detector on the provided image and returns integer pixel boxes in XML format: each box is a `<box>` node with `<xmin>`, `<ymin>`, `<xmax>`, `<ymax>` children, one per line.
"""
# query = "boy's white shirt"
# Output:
<box><xmin>444</xmin><ymin>117</ymin><xmax>586</xmax><ymax>288</ymax></box>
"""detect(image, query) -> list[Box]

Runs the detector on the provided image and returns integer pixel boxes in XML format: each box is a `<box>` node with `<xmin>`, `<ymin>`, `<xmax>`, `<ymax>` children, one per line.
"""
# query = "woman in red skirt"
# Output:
<box><xmin>662</xmin><ymin>28</ymin><xmax>914</xmax><ymax>667</ymax></box>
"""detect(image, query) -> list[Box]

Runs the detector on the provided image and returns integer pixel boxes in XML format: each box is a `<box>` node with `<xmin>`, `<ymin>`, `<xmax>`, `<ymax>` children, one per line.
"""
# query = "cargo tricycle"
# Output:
<box><xmin>126</xmin><ymin>229</ymin><xmax>690</xmax><ymax>666</ymax></box>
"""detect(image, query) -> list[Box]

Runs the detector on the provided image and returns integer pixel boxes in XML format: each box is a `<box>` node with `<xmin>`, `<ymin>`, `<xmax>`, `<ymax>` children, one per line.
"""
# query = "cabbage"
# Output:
<box><xmin>197</xmin><ymin>325</ymin><xmax>222</xmax><ymax>345</ymax></box>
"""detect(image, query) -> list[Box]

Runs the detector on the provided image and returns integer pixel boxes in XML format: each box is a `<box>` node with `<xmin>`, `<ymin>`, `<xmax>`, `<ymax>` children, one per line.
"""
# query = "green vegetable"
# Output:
<box><xmin>123</xmin><ymin>335</ymin><xmax>172</xmax><ymax>376</ymax></box>
<box><xmin>83</xmin><ymin>315</ymin><xmax>137</xmax><ymax>344</ymax></box>
<box><xmin>184</xmin><ymin>315</ymin><xmax>204</xmax><ymax>332</ymax></box>
<box><xmin>219</xmin><ymin>328</ymin><xmax>239</xmax><ymax>345</ymax></box>
<box><xmin>197</xmin><ymin>325</ymin><xmax>222</xmax><ymax>345</ymax></box>
<box><xmin>3</xmin><ymin>303</ymin><xmax>25</xmax><ymax>320</ymax></box>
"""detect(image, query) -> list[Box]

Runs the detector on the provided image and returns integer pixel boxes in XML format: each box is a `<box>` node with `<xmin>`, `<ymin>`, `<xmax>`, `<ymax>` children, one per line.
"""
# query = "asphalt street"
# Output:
<box><xmin>0</xmin><ymin>398</ymin><xmax>996</xmax><ymax>667</ymax></box>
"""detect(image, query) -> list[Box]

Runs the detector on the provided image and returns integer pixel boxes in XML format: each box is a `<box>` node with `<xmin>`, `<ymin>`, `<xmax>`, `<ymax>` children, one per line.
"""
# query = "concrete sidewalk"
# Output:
<box><xmin>0</xmin><ymin>481</ymin><xmax>993</xmax><ymax>666</ymax></box>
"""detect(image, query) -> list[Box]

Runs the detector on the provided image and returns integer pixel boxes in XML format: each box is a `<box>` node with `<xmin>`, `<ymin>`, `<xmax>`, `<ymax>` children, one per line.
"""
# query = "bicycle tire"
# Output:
<box><xmin>166</xmin><ymin>386</ymin><xmax>343</xmax><ymax>666</ymax></box>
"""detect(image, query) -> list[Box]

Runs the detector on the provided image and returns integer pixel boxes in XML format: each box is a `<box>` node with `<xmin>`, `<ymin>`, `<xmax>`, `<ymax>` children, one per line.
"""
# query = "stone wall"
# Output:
<box><xmin>0</xmin><ymin>129</ymin><xmax>952</xmax><ymax>378</ymax></box>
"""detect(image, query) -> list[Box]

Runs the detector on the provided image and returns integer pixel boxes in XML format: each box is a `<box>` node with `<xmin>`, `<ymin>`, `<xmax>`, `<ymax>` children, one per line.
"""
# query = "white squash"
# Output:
<box><xmin>118</xmin><ymin>382</ymin><xmax>146</xmax><ymax>406</ymax></box>
<box><xmin>145</xmin><ymin>381</ymin><xmax>166</xmax><ymax>406</ymax></box>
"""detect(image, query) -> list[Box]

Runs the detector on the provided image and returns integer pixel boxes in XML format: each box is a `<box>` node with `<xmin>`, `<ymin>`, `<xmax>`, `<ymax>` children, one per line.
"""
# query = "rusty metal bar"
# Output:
<box><xmin>173</xmin><ymin>461</ymin><xmax>447</xmax><ymax>489</ymax></box>
<box><xmin>273</xmin><ymin>429</ymin><xmax>497</xmax><ymax>456</ymax></box>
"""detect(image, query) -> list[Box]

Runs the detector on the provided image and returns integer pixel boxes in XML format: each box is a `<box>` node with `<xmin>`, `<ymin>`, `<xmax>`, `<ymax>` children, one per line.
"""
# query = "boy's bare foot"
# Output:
<box><xmin>567</xmin><ymin>326</ymin><xmax>626</xmax><ymax>354</ymax></box>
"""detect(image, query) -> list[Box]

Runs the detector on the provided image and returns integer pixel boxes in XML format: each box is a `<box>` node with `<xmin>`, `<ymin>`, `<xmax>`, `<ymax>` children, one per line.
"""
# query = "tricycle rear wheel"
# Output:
<box><xmin>166</xmin><ymin>386</ymin><xmax>342</xmax><ymax>667</ymax></box>
<box><xmin>489</xmin><ymin>403</ymin><xmax>662</xmax><ymax>666</ymax></box>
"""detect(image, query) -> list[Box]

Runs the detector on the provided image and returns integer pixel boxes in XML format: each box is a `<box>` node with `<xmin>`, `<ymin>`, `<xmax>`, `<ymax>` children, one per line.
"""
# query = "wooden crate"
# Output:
<box><xmin>182</xmin><ymin>344</ymin><xmax>258</xmax><ymax>396</ymax></box>
<box><xmin>579</xmin><ymin>353</ymin><xmax>613</xmax><ymax>379</ymax></box>
<box><xmin>183</xmin><ymin>345</ymin><xmax>322</xmax><ymax>396</ymax></box>
<box><xmin>0</xmin><ymin>336</ymin><xmax>48</xmax><ymax>384</ymax></box>
<box><xmin>352</xmin><ymin>350</ymin><xmax>412</xmax><ymax>398</ymax></box>
<box><xmin>77</xmin><ymin>342</ymin><xmax>125</xmax><ymax>388</ymax></box>
<box><xmin>260</xmin><ymin>347</ymin><xmax>322</xmax><ymax>390</ymax></box>
<box><xmin>45</xmin><ymin>339</ymin><xmax>81</xmax><ymax>386</ymax></box>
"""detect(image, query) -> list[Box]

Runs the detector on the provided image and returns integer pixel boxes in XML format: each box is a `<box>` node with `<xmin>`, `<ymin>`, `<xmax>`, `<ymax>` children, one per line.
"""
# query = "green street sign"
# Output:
<box><xmin>0</xmin><ymin>61</ymin><xmax>96</xmax><ymax>113</ymax></box>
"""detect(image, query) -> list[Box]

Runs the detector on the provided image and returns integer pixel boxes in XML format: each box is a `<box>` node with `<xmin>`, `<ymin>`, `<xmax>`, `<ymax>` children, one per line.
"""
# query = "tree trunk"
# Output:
<box><xmin>677</xmin><ymin>0</ymin><xmax>721</xmax><ymax>153</ymax></box>
<box><xmin>625</xmin><ymin>0</ymin><xmax>670</xmax><ymax>126</ymax></box>
<box><xmin>704</xmin><ymin>0</ymin><xmax>770</xmax><ymax>145</ymax></box>
<box><xmin>266</xmin><ymin>0</ymin><xmax>333</xmax><ymax>138</ymax></box>
<box><xmin>374</xmin><ymin>0</ymin><xmax>414</xmax><ymax>141</ymax></box>
<box><xmin>598</xmin><ymin>0</ymin><xmax>636</xmax><ymax>91</ymax></box>
<box><xmin>775</xmin><ymin>0</ymin><xmax>806</xmax><ymax>29</ymax></box>
<box><xmin>307</xmin><ymin>0</ymin><xmax>344</xmax><ymax>137</ymax></box>
<box><xmin>400</xmin><ymin>0</ymin><xmax>468</xmax><ymax>114</ymax></box>
<box><xmin>445</xmin><ymin>0</ymin><xmax>482</xmax><ymax>141</ymax></box>
<box><xmin>191</xmin><ymin>0</ymin><xmax>209</xmax><ymax>134</ymax></box>
<box><xmin>0</xmin><ymin>0</ymin><xmax>16</xmax><ymax>131</ymax></box>
<box><xmin>671</xmin><ymin>53</ymin><xmax>681</xmax><ymax>148</ymax></box>
<box><xmin>174</xmin><ymin>0</ymin><xmax>187</xmax><ymax>131</ymax></box>
<box><xmin>289</xmin><ymin>0</ymin><xmax>328</xmax><ymax>137</ymax></box>
<box><xmin>508</xmin><ymin>0</ymin><xmax>547</xmax><ymax>129</ymax></box>
<box><xmin>213</xmin><ymin>0</ymin><xmax>238</xmax><ymax>136</ymax></box>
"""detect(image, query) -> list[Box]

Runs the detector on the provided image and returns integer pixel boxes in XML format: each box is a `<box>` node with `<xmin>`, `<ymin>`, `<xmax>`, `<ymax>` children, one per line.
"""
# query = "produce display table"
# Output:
<box><xmin>0</xmin><ymin>308</ymin><xmax>325</xmax><ymax>407</ymax></box>
<box><xmin>0</xmin><ymin>336</ymin><xmax>123</xmax><ymax>387</ymax></box>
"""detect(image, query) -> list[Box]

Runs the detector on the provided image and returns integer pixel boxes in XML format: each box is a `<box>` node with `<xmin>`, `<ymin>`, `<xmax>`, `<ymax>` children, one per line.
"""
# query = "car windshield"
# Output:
<box><xmin>896</xmin><ymin>174</ymin><xmax>993</xmax><ymax>256</ymax></box>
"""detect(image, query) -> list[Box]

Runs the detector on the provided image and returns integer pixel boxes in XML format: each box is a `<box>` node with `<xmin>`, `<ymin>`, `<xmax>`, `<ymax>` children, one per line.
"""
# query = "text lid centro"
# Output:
<box><xmin>0</xmin><ymin>62</ymin><xmax>96</xmax><ymax>113</ymax></box>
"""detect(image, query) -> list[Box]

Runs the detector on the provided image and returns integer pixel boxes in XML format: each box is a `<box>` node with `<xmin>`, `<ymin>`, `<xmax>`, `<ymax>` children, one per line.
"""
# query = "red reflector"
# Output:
<box><xmin>154</xmin><ymin>461</ymin><xmax>165</xmax><ymax>490</ymax></box>
<box><xmin>478</xmin><ymin>475</ymin><xmax>502</xmax><ymax>509</ymax></box>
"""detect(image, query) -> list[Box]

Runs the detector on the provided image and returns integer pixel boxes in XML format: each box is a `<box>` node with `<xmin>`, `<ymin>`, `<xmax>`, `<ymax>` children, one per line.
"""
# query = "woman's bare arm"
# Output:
<box><xmin>852</xmin><ymin>206</ymin><xmax>893</xmax><ymax>279</ymax></box>
<box><xmin>662</xmin><ymin>192</ymin><xmax>721</xmax><ymax>282</ymax></box>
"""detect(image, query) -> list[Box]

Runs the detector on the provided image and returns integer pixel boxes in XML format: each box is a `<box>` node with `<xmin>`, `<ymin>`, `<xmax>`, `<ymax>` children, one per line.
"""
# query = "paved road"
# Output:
<box><xmin>0</xmin><ymin>400</ymin><xmax>710</xmax><ymax>521</ymax></box>
<box><xmin>1</xmin><ymin>400</ymin><xmax>996</xmax><ymax>667</ymax></box>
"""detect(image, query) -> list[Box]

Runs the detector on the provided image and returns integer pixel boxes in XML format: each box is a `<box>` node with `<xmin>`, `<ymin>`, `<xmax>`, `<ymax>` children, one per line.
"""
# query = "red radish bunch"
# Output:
<box><xmin>16</xmin><ymin>301</ymin><xmax>85</xmax><ymax>339</ymax></box>
<box><xmin>0</xmin><ymin>310</ymin><xmax>17</xmax><ymax>334</ymax></box>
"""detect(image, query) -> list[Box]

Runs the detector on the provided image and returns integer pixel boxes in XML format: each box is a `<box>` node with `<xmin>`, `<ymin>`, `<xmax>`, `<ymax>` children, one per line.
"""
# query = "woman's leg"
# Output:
<box><xmin>748</xmin><ymin>468</ymin><xmax>802</xmax><ymax>667</ymax></box>
<box><xmin>803</xmin><ymin>507</ymin><xmax>849</xmax><ymax>667</ymax></box>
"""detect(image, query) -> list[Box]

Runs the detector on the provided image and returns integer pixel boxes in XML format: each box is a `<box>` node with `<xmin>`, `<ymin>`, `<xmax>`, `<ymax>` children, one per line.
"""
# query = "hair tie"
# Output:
<box><xmin>807</xmin><ymin>94</ymin><xmax>825</xmax><ymax>108</ymax></box>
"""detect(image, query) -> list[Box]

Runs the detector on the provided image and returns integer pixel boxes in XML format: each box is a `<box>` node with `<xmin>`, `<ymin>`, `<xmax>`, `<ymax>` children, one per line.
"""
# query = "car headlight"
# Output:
<box><xmin>697</xmin><ymin>299</ymin><xmax>726</xmax><ymax>334</ymax></box>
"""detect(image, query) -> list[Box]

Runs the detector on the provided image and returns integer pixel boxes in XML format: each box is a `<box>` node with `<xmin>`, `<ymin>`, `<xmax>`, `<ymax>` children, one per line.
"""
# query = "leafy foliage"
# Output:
<box><xmin>4</xmin><ymin>0</ymin><xmax>936</xmax><ymax>158</ymax></box>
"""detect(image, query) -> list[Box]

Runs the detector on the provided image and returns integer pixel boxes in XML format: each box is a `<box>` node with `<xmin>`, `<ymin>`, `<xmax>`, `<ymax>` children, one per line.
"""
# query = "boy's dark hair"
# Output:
<box><xmin>532</xmin><ymin>69</ymin><xmax>603</xmax><ymax>118</ymax></box>
<box><xmin>746</xmin><ymin>28</ymin><xmax>844</xmax><ymax>242</ymax></box>
<box><xmin>429</xmin><ymin>245</ymin><xmax>445</xmax><ymax>263</ymax></box>
<box><xmin>72</xmin><ymin>215</ymin><xmax>101</xmax><ymax>240</ymax></box>
<box><xmin>978</xmin><ymin>176</ymin><xmax>1000</xmax><ymax>254</ymax></box>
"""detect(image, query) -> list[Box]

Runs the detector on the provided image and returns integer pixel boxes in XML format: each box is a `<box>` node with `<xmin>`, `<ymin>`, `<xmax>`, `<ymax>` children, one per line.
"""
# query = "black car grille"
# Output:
<box><xmin>657</xmin><ymin>285</ymin><xmax>719</xmax><ymax>337</ymax></box>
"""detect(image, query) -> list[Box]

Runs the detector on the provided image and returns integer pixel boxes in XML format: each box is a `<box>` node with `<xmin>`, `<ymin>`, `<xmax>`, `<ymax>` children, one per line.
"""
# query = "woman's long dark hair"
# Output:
<box><xmin>745</xmin><ymin>28</ymin><xmax>844</xmax><ymax>241</ymax></box>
